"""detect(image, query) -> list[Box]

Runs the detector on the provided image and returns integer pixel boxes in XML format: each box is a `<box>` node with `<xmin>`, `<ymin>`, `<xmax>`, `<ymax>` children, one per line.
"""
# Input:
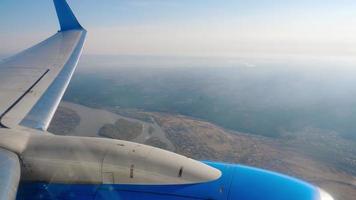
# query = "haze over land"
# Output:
<box><xmin>65</xmin><ymin>55</ymin><xmax>356</xmax><ymax>140</ymax></box>
<box><xmin>1</xmin><ymin>1</ymin><xmax>356</xmax><ymax>199</ymax></box>
<box><xmin>52</xmin><ymin>55</ymin><xmax>356</xmax><ymax>199</ymax></box>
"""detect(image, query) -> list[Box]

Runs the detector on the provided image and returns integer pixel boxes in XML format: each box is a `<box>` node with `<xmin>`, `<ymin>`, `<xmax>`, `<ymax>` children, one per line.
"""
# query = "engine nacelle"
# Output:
<box><xmin>0</xmin><ymin>130</ymin><xmax>221</xmax><ymax>185</ymax></box>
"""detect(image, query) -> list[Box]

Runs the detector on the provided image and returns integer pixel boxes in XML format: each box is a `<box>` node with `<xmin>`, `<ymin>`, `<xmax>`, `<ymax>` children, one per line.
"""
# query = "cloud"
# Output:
<box><xmin>83</xmin><ymin>20</ymin><xmax>356</xmax><ymax>57</ymax></box>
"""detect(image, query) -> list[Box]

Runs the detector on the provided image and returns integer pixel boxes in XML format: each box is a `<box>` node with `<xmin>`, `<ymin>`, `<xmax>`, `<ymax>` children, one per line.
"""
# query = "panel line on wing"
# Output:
<box><xmin>20</xmin><ymin>30</ymin><xmax>86</xmax><ymax>131</ymax></box>
<box><xmin>0</xmin><ymin>69</ymin><xmax>50</xmax><ymax>128</ymax></box>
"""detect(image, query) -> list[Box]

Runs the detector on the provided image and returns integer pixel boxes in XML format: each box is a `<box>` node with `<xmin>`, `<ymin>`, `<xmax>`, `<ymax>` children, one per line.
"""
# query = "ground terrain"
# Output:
<box><xmin>49</xmin><ymin>101</ymin><xmax>356</xmax><ymax>200</ymax></box>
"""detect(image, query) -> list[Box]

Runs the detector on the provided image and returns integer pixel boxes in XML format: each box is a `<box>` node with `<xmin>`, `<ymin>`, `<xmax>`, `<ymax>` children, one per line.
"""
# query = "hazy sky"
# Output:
<box><xmin>1</xmin><ymin>0</ymin><xmax>356</xmax><ymax>57</ymax></box>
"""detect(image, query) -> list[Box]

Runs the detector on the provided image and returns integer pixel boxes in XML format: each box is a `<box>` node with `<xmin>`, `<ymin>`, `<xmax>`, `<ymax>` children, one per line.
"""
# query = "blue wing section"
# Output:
<box><xmin>53</xmin><ymin>0</ymin><xmax>83</xmax><ymax>31</ymax></box>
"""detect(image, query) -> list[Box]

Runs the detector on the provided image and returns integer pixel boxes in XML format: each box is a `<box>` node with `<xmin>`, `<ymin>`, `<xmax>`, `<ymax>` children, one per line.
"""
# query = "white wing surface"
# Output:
<box><xmin>0</xmin><ymin>0</ymin><xmax>86</xmax><ymax>130</ymax></box>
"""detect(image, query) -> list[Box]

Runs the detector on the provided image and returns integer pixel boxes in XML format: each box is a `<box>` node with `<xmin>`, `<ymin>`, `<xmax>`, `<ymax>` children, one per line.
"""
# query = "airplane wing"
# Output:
<box><xmin>0</xmin><ymin>0</ymin><xmax>86</xmax><ymax>131</ymax></box>
<box><xmin>0</xmin><ymin>1</ymin><xmax>334</xmax><ymax>200</ymax></box>
<box><xmin>0</xmin><ymin>149</ymin><xmax>20</xmax><ymax>200</ymax></box>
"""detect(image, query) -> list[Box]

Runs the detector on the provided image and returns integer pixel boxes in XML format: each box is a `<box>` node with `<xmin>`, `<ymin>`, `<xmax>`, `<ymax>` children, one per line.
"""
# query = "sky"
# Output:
<box><xmin>1</xmin><ymin>0</ymin><xmax>356</xmax><ymax>57</ymax></box>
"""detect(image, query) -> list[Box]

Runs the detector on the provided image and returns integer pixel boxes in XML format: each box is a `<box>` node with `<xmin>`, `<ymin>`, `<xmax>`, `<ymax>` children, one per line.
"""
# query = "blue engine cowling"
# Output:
<box><xmin>17</xmin><ymin>161</ymin><xmax>330</xmax><ymax>200</ymax></box>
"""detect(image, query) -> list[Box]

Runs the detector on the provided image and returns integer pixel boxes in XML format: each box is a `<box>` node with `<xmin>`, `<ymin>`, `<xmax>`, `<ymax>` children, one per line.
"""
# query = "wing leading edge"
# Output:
<box><xmin>0</xmin><ymin>0</ymin><xmax>86</xmax><ymax>130</ymax></box>
<box><xmin>0</xmin><ymin>148</ymin><xmax>20</xmax><ymax>200</ymax></box>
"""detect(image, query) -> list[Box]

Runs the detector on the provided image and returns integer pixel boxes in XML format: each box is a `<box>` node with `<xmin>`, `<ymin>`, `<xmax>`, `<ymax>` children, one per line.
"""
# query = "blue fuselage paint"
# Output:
<box><xmin>17</xmin><ymin>161</ymin><xmax>318</xmax><ymax>200</ymax></box>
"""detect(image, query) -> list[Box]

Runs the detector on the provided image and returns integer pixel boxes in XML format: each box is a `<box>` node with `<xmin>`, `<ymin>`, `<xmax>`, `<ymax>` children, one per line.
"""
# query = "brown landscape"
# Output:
<box><xmin>49</xmin><ymin>102</ymin><xmax>356</xmax><ymax>200</ymax></box>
